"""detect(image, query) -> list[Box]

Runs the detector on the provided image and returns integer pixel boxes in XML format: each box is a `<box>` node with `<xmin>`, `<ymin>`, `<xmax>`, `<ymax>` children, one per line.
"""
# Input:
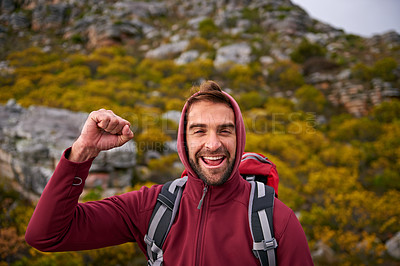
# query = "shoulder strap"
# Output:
<box><xmin>248</xmin><ymin>181</ymin><xmax>278</xmax><ymax>266</ymax></box>
<box><xmin>144</xmin><ymin>176</ymin><xmax>188</xmax><ymax>266</ymax></box>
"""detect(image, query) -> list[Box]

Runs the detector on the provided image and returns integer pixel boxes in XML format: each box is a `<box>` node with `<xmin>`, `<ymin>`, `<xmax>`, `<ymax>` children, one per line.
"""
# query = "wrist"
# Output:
<box><xmin>68</xmin><ymin>139</ymin><xmax>99</xmax><ymax>162</ymax></box>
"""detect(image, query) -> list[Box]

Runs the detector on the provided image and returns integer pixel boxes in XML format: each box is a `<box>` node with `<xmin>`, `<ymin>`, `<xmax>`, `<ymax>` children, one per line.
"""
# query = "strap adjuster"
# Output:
<box><xmin>144</xmin><ymin>234</ymin><xmax>153</xmax><ymax>246</ymax></box>
<box><xmin>253</xmin><ymin>237</ymin><xmax>278</xmax><ymax>251</ymax></box>
<box><xmin>245</xmin><ymin>175</ymin><xmax>256</xmax><ymax>181</ymax></box>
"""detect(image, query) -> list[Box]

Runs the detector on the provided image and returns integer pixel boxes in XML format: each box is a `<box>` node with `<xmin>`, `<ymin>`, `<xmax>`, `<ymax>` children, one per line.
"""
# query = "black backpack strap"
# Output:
<box><xmin>144</xmin><ymin>176</ymin><xmax>188</xmax><ymax>266</ymax></box>
<box><xmin>248</xmin><ymin>181</ymin><xmax>278</xmax><ymax>266</ymax></box>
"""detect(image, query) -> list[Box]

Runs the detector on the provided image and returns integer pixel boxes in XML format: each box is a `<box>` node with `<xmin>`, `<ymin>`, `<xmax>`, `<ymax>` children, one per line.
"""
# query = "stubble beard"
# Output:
<box><xmin>189</xmin><ymin>149</ymin><xmax>236</xmax><ymax>186</ymax></box>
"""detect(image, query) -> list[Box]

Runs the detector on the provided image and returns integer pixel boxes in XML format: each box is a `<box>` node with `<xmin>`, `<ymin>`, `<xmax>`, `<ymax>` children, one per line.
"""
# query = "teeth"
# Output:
<box><xmin>203</xmin><ymin>156</ymin><xmax>224</xmax><ymax>160</ymax></box>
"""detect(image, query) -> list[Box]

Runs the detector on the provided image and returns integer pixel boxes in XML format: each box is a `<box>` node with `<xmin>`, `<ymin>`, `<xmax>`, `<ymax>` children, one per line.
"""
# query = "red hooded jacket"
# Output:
<box><xmin>25</xmin><ymin>92</ymin><xmax>313</xmax><ymax>265</ymax></box>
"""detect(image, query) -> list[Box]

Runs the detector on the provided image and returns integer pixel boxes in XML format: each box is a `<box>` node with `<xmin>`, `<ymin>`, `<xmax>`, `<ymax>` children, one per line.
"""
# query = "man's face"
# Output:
<box><xmin>186</xmin><ymin>101</ymin><xmax>237</xmax><ymax>186</ymax></box>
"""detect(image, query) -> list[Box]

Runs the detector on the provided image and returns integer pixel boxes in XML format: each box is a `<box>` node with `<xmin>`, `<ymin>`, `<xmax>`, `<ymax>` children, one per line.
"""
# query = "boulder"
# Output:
<box><xmin>10</xmin><ymin>12</ymin><xmax>31</xmax><ymax>30</ymax></box>
<box><xmin>175</xmin><ymin>50</ymin><xmax>199</xmax><ymax>65</ymax></box>
<box><xmin>32</xmin><ymin>3</ymin><xmax>71</xmax><ymax>31</ymax></box>
<box><xmin>386</xmin><ymin>231</ymin><xmax>400</xmax><ymax>260</ymax></box>
<box><xmin>367</xmin><ymin>31</ymin><xmax>400</xmax><ymax>47</ymax></box>
<box><xmin>1</xmin><ymin>0</ymin><xmax>16</xmax><ymax>14</ymax></box>
<box><xmin>145</xmin><ymin>40</ymin><xmax>189</xmax><ymax>59</ymax></box>
<box><xmin>214</xmin><ymin>42</ymin><xmax>252</xmax><ymax>70</ymax></box>
<box><xmin>113</xmin><ymin>1</ymin><xmax>168</xmax><ymax>18</ymax></box>
<box><xmin>311</xmin><ymin>241</ymin><xmax>336</xmax><ymax>264</ymax></box>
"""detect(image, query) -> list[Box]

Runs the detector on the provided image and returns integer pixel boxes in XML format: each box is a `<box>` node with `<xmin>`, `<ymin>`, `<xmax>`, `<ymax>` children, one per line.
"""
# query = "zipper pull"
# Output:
<box><xmin>197</xmin><ymin>185</ymin><xmax>208</xmax><ymax>210</ymax></box>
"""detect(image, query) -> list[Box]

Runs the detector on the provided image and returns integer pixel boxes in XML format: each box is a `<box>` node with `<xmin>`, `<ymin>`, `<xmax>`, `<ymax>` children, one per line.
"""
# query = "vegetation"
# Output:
<box><xmin>0</xmin><ymin>43</ymin><xmax>399</xmax><ymax>265</ymax></box>
<box><xmin>290</xmin><ymin>38</ymin><xmax>327</xmax><ymax>63</ymax></box>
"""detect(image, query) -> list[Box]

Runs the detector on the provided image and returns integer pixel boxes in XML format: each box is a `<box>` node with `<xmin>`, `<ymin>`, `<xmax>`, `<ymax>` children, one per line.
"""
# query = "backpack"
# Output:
<box><xmin>144</xmin><ymin>152</ymin><xmax>279</xmax><ymax>266</ymax></box>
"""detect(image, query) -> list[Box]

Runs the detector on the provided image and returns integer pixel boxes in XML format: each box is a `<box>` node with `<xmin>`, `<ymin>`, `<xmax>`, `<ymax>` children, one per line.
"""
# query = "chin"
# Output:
<box><xmin>199</xmin><ymin>169</ymin><xmax>232</xmax><ymax>186</ymax></box>
<box><xmin>189</xmin><ymin>157</ymin><xmax>234</xmax><ymax>186</ymax></box>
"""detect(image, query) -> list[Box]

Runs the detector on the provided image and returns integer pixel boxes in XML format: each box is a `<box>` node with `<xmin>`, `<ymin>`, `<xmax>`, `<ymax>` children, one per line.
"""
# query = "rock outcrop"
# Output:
<box><xmin>386</xmin><ymin>231</ymin><xmax>400</xmax><ymax>260</ymax></box>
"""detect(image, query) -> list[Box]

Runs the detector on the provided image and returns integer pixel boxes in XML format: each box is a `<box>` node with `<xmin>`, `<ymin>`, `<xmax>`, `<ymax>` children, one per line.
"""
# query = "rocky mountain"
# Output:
<box><xmin>1</xmin><ymin>0</ymin><xmax>399</xmax><ymax>117</ymax></box>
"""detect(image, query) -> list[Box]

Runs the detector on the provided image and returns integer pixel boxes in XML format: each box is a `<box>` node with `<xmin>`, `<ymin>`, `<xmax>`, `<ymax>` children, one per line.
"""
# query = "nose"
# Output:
<box><xmin>204</xmin><ymin>131</ymin><xmax>222</xmax><ymax>151</ymax></box>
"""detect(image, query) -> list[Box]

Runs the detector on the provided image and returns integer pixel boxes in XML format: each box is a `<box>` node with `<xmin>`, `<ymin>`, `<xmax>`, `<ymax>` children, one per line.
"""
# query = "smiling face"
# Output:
<box><xmin>186</xmin><ymin>101</ymin><xmax>237</xmax><ymax>186</ymax></box>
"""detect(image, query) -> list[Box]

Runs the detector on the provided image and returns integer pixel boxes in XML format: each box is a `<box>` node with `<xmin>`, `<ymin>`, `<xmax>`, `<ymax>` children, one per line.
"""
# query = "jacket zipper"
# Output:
<box><xmin>197</xmin><ymin>185</ymin><xmax>208</xmax><ymax>209</ymax></box>
<box><xmin>195</xmin><ymin>184</ymin><xmax>208</xmax><ymax>266</ymax></box>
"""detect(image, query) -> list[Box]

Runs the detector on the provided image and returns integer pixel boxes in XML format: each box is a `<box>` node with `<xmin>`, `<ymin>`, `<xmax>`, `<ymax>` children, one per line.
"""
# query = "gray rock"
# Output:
<box><xmin>187</xmin><ymin>16</ymin><xmax>208</xmax><ymax>29</ymax></box>
<box><xmin>0</xmin><ymin>24</ymin><xmax>8</xmax><ymax>33</ymax></box>
<box><xmin>0</xmin><ymin>61</ymin><xmax>15</xmax><ymax>76</ymax></box>
<box><xmin>105</xmin><ymin>141</ymin><xmax>136</xmax><ymax>169</ymax></box>
<box><xmin>175</xmin><ymin>50</ymin><xmax>199</xmax><ymax>65</ymax></box>
<box><xmin>311</xmin><ymin>241</ymin><xmax>336</xmax><ymax>264</ymax></box>
<box><xmin>214</xmin><ymin>42</ymin><xmax>252</xmax><ymax>70</ymax></box>
<box><xmin>144</xmin><ymin>150</ymin><xmax>161</xmax><ymax>164</ymax></box>
<box><xmin>0</xmin><ymin>99</ymin><xmax>24</xmax><ymax>136</ymax></box>
<box><xmin>270</xmin><ymin>48</ymin><xmax>290</xmax><ymax>61</ymax></box>
<box><xmin>113</xmin><ymin>1</ymin><xmax>168</xmax><ymax>18</ymax></box>
<box><xmin>260</xmin><ymin>56</ymin><xmax>274</xmax><ymax>66</ymax></box>
<box><xmin>307</xmin><ymin>72</ymin><xmax>335</xmax><ymax>84</ymax></box>
<box><xmin>336</xmin><ymin>69</ymin><xmax>352</xmax><ymax>80</ymax></box>
<box><xmin>1</xmin><ymin>0</ymin><xmax>15</xmax><ymax>14</ymax></box>
<box><xmin>10</xmin><ymin>12</ymin><xmax>31</xmax><ymax>30</ymax></box>
<box><xmin>386</xmin><ymin>231</ymin><xmax>400</xmax><ymax>259</ymax></box>
<box><xmin>130</xmin><ymin>19</ymin><xmax>156</xmax><ymax>38</ymax></box>
<box><xmin>145</xmin><ymin>40</ymin><xmax>189</xmax><ymax>59</ymax></box>
<box><xmin>368</xmin><ymin>31</ymin><xmax>400</xmax><ymax>46</ymax></box>
<box><xmin>162</xmin><ymin>110</ymin><xmax>181</xmax><ymax>124</ymax></box>
<box><xmin>87</xmin><ymin>22</ymin><xmax>122</xmax><ymax>48</ymax></box>
<box><xmin>11</xmin><ymin>106</ymin><xmax>86</xmax><ymax>142</ymax></box>
<box><xmin>32</xmin><ymin>3</ymin><xmax>71</xmax><ymax>31</ymax></box>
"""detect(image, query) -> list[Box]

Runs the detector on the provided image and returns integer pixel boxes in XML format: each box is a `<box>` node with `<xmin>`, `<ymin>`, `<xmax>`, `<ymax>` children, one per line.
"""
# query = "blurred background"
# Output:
<box><xmin>0</xmin><ymin>0</ymin><xmax>399</xmax><ymax>265</ymax></box>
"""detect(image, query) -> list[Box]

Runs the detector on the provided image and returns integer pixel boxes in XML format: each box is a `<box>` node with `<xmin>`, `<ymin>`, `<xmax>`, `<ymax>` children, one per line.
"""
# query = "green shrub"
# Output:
<box><xmin>372</xmin><ymin>57</ymin><xmax>398</xmax><ymax>82</ymax></box>
<box><xmin>290</xmin><ymin>39</ymin><xmax>327</xmax><ymax>63</ymax></box>
<box><xmin>238</xmin><ymin>91</ymin><xmax>266</xmax><ymax>110</ymax></box>
<box><xmin>295</xmin><ymin>84</ymin><xmax>326</xmax><ymax>113</ymax></box>
<box><xmin>351</xmin><ymin>62</ymin><xmax>373</xmax><ymax>81</ymax></box>
<box><xmin>198</xmin><ymin>18</ymin><xmax>219</xmax><ymax>39</ymax></box>
<box><xmin>372</xmin><ymin>100</ymin><xmax>400</xmax><ymax>123</ymax></box>
<box><xmin>187</xmin><ymin>37</ymin><xmax>214</xmax><ymax>53</ymax></box>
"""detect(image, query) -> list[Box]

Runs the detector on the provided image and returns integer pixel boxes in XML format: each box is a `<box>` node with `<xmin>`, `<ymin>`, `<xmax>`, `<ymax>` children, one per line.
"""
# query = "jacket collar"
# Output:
<box><xmin>184</xmin><ymin>170</ymin><xmax>248</xmax><ymax>207</ymax></box>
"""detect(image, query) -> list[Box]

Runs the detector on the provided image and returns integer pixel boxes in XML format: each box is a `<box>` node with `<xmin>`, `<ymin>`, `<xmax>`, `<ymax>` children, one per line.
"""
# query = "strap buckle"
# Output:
<box><xmin>253</xmin><ymin>237</ymin><xmax>278</xmax><ymax>251</ymax></box>
<box><xmin>245</xmin><ymin>175</ymin><xmax>256</xmax><ymax>181</ymax></box>
<box><xmin>144</xmin><ymin>234</ymin><xmax>153</xmax><ymax>247</ymax></box>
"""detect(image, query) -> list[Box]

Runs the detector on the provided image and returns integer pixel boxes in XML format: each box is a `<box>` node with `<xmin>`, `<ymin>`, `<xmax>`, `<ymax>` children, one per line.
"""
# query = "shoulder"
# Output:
<box><xmin>273</xmin><ymin>198</ymin><xmax>300</xmax><ymax>239</ymax></box>
<box><xmin>272</xmin><ymin>198</ymin><xmax>314</xmax><ymax>265</ymax></box>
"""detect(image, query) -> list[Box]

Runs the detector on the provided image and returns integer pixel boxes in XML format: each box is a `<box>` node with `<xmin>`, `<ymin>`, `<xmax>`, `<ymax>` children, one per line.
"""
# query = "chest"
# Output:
<box><xmin>162</xmin><ymin>195</ymin><xmax>259</xmax><ymax>266</ymax></box>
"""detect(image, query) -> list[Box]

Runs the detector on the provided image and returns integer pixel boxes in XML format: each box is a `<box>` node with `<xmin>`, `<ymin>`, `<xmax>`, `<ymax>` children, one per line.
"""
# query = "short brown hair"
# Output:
<box><xmin>186</xmin><ymin>80</ymin><xmax>232</xmax><ymax>111</ymax></box>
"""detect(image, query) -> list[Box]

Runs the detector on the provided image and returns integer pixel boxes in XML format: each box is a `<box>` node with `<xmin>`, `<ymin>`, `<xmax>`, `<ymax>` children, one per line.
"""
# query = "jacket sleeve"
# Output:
<box><xmin>274</xmin><ymin>199</ymin><xmax>314</xmax><ymax>266</ymax></box>
<box><xmin>25</xmin><ymin>148</ymin><xmax>158</xmax><ymax>252</ymax></box>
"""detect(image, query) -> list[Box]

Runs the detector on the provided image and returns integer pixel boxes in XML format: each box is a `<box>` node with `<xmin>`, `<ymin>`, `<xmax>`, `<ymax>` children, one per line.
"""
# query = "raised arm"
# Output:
<box><xmin>25</xmin><ymin>109</ymin><xmax>138</xmax><ymax>252</ymax></box>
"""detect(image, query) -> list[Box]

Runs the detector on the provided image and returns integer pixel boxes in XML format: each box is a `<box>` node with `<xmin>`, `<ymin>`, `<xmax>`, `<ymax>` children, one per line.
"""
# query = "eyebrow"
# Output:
<box><xmin>188</xmin><ymin>123</ymin><xmax>207</xmax><ymax>130</ymax></box>
<box><xmin>188</xmin><ymin>123</ymin><xmax>235</xmax><ymax>130</ymax></box>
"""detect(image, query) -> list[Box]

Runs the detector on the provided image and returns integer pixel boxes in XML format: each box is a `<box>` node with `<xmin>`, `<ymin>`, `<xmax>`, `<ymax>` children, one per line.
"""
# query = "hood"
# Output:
<box><xmin>177</xmin><ymin>91</ymin><xmax>246</xmax><ymax>182</ymax></box>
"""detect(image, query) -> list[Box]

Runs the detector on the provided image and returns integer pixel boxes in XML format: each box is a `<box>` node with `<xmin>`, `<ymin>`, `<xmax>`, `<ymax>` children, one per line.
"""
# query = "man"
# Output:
<box><xmin>26</xmin><ymin>81</ymin><xmax>313</xmax><ymax>265</ymax></box>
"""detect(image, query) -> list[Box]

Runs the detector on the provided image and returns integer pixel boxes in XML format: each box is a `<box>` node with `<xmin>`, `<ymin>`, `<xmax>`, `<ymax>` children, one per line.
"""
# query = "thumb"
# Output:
<box><xmin>118</xmin><ymin>124</ymin><xmax>134</xmax><ymax>146</ymax></box>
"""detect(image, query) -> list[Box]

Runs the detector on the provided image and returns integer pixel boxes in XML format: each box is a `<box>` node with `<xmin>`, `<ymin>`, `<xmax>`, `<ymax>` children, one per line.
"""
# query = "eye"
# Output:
<box><xmin>220</xmin><ymin>129</ymin><xmax>233</xmax><ymax>135</ymax></box>
<box><xmin>194</xmin><ymin>129</ymin><xmax>205</xmax><ymax>134</ymax></box>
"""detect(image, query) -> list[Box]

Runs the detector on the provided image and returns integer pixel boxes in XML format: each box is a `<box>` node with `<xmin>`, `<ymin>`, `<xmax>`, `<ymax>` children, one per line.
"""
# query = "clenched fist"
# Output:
<box><xmin>69</xmin><ymin>109</ymin><xmax>134</xmax><ymax>162</ymax></box>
